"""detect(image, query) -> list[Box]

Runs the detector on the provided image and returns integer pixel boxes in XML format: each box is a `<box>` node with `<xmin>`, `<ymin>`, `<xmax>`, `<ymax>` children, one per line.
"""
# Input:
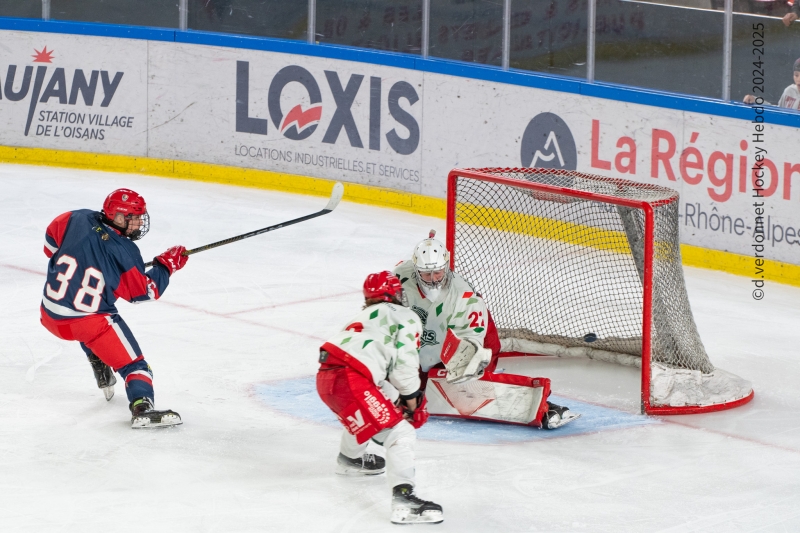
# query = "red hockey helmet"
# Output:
<box><xmin>101</xmin><ymin>188</ymin><xmax>150</xmax><ymax>240</ymax></box>
<box><xmin>103</xmin><ymin>189</ymin><xmax>147</xmax><ymax>216</ymax></box>
<box><xmin>363</xmin><ymin>271</ymin><xmax>405</xmax><ymax>304</ymax></box>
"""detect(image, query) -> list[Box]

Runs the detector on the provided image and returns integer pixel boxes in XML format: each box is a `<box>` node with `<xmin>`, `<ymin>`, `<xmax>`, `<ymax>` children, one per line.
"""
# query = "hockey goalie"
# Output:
<box><xmin>393</xmin><ymin>233</ymin><xmax>580</xmax><ymax>429</ymax></box>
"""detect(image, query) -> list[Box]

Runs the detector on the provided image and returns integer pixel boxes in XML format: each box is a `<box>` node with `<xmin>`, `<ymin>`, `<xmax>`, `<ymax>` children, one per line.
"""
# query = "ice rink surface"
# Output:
<box><xmin>2</xmin><ymin>164</ymin><xmax>800</xmax><ymax>533</ymax></box>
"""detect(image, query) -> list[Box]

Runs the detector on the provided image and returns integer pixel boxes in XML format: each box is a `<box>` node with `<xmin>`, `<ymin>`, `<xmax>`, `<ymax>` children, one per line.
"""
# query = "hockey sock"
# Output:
<box><xmin>381</xmin><ymin>420</ymin><xmax>416</xmax><ymax>489</ymax></box>
<box><xmin>339</xmin><ymin>429</ymin><xmax>369</xmax><ymax>460</ymax></box>
<box><xmin>118</xmin><ymin>359</ymin><xmax>154</xmax><ymax>403</ymax></box>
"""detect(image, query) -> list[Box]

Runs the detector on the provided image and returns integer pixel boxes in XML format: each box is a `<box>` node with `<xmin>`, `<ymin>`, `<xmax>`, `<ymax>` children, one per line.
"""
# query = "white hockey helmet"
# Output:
<box><xmin>412</xmin><ymin>230</ymin><xmax>451</xmax><ymax>298</ymax></box>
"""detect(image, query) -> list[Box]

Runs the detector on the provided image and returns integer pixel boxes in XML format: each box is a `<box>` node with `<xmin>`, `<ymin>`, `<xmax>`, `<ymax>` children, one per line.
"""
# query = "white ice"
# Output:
<box><xmin>2</xmin><ymin>164</ymin><xmax>800</xmax><ymax>532</ymax></box>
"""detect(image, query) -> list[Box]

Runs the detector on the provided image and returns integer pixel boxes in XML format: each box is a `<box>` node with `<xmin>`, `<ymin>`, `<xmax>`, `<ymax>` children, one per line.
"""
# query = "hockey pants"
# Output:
<box><xmin>317</xmin><ymin>351</ymin><xmax>416</xmax><ymax>489</ymax></box>
<box><xmin>40</xmin><ymin>308</ymin><xmax>155</xmax><ymax>402</ymax></box>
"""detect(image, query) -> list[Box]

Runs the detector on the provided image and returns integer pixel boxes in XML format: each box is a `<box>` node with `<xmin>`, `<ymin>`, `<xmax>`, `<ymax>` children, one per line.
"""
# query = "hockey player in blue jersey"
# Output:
<box><xmin>39</xmin><ymin>188</ymin><xmax>188</xmax><ymax>428</ymax></box>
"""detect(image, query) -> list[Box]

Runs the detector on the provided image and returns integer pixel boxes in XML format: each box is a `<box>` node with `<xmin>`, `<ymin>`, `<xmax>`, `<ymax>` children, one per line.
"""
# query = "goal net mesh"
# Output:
<box><xmin>451</xmin><ymin>168</ymin><xmax>714</xmax><ymax>375</ymax></box>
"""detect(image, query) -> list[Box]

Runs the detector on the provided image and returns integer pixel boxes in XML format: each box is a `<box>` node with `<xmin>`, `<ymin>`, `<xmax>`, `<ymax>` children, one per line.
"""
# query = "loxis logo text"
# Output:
<box><xmin>236</xmin><ymin>61</ymin><xmax>419</xmax><ymax>155</ymax></box>
<box><xmin>2</xmin><ymin>46</ymin><xmax>125</xmax><ymax>138</ymax></box>
<box><xmin>520</xmin><ymin>112</ymin><xmax>577</xmax><ymax>169</ymax></box>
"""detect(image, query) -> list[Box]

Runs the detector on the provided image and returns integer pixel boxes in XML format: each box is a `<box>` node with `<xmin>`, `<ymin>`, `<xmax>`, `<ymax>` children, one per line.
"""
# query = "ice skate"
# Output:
<box><xmin>130</xmin><ymin>397</ymin><xmax>182</xmax><ymax>429</ymax></box>
<box><xmin>88</xmin><ymin>353</ymin><xmax>116</xmax><ymax>401</ymax></box>
<box><xmin>336</xmin><ymin>452</ymin><xmax>386</xmax><ymax>476</ymax></box>
<box><xmin>391</xmin><ymin>484</ymin><xmax>443</xmax><ymax>524</ymax></box>
<box><xmin>541</xmin><ymin>401</ymin><xmax>580</xmax><ymax>430</ymax></box>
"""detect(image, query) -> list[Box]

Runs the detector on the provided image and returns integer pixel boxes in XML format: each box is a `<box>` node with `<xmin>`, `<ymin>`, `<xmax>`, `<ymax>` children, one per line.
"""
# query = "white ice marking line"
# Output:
<box><xmin>26</xmin><ymin>345</ymin><xmax>63</xmax><ymax>382</ymax></box>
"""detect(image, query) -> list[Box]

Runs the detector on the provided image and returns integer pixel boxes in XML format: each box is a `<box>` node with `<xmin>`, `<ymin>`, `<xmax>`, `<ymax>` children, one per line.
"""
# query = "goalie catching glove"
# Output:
<box><xmin>440</xmin><ymin>329</ymin><xmax>492</xmax><ymax>384</ymax></box>
<box><xmin>398</xmin><ymin>390</ymin><xmax>429</xmax><ymax>429</ymax></box>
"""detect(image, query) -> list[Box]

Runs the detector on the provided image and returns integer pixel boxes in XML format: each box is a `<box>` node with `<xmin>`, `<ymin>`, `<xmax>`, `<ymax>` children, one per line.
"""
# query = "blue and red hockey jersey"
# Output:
<box><xmin>42</xmin><ymin>209</ymin><xmax>171</xmax><ymax>319</ymax></box>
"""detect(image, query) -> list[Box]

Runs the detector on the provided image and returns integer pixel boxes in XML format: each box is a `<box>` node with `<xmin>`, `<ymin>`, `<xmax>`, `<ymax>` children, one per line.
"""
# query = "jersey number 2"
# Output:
<box><xmin>46</xmin><ymin>255</ymin><xmax>106</xmax><ymax>312</ymax></box>
<box><xmin>469</xmin><ymin>311</ymin><xmax>485</xmax><ymax>328</ymax></box>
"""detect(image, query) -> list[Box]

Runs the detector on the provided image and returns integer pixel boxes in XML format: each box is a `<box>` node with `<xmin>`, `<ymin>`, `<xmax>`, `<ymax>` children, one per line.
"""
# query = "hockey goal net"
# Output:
<box><xmin>447</xmin><ymin>167</ymin><xmax>754</xmax><ymax>415</ymax></box>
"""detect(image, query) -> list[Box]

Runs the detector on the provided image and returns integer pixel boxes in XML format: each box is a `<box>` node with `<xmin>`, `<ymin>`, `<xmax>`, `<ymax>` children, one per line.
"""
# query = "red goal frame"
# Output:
<box><xmin>446</xmin><ymin>168</ymin><xmax>754</xmax><ymax>415</ymax></box>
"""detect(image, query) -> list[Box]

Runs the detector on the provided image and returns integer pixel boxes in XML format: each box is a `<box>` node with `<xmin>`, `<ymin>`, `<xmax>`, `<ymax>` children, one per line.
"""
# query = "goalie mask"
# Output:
<box><xmin>102</xmin><ymin>188</ymin><xmax>150</xmax><ymax>241</ymax></box>
<box><xmin>412</xmin><ymin>231</ymin><xmax>451</xmax><ymax>300</ymax></box>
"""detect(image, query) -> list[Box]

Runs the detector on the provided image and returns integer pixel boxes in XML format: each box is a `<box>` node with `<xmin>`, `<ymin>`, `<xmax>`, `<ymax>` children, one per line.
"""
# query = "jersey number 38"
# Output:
<box><xmin>46</xmin><ymin>255</ymin><xmax>106</xmax><ymax>313</ymax></box>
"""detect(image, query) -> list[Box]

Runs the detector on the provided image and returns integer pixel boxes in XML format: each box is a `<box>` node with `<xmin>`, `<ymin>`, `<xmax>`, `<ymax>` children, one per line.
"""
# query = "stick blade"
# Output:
<box><xmin>324</xmin><ymin>182</ymin><xmax>344</xmax><ymax>212</ymax></box>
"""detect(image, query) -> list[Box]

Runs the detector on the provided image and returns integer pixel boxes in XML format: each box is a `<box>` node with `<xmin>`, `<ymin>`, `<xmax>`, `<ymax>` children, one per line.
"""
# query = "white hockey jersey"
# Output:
<box><xmin>778</xmin><ymin>84</ymin><xmax>800</xmax><ymax>110</ymax></box>
<box><xmin>394</xmin><ymin>260</ymin><xmax>489</xmax><ymax>372</ymax></box>
<box><xmin>324</xmin><ymin>302</ymin><xmax>422</xmax><ymax>396</ymax></box>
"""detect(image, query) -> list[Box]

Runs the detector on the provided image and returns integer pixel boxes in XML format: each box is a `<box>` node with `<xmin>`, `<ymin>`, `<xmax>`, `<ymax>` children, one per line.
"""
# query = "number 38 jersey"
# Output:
<box><xmin>41</xmin><ymin>210</ymin><xmax>171</xmax><ymax>319</ymax></box>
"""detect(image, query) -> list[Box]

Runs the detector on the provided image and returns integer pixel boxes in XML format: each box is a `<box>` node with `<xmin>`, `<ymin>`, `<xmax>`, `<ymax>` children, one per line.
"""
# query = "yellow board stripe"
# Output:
<box><xmin>457</xmin><ymin>203</ymin><xmax>633</xmax><ymax>254</ymax></box>
<box><xmin>2</xmin><ymin>144</ymin><xmax>798</xmax><ymax>287</ymax></box>
<box><xmin>0</xmin><ymin>145</ymin><xmax>446</xmax><ymax>218</ymax></box>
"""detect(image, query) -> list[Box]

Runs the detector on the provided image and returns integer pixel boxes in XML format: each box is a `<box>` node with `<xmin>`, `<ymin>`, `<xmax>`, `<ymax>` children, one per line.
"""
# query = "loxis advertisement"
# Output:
<box><xmin>147</xmin><ymin>42</ymin><xmax>423</xmax><ymax>193</ymax></box>
<box><xmin>0</xmin><ymin>31</ymin><xmax>147</xmax><ymax>155</ymax></box>
<box><xmin>0</xmin><ymin>30</ymin><xmax>798</xmax><ymax>265</ymax></box>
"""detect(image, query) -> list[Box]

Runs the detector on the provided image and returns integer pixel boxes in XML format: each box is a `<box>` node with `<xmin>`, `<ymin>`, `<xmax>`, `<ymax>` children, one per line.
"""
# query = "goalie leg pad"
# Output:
<box><xmin>424</xmin><ymin>368</ymin><xmax>551</xmax><ymax>426</ymax></box>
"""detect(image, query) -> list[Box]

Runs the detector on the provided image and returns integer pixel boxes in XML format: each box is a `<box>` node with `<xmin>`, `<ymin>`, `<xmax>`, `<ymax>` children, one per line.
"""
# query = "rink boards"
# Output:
<box><xmin>0</xmin><ymin>26</ymin><xmax>799</xmax><ymax>273</ymax></box>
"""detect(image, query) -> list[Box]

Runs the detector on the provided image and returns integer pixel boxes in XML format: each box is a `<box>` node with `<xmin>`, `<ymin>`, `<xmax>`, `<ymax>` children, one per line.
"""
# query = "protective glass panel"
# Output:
<box><xmin>729</xmin><ymin>0</ymin><xmax>794</xmax><ymax>16</ymax></box>
<box><xmin>188</xmin><ymin>0</ymin><xmax>308</xmax><ymax>41</ymax></box>
<box><xmin>0</xmin><ymin>1</ymin><xmax>42</xmax><ymax>19</ymax></box>
<box><xmin>509</xmin><ymin>0</ymin><xmax>587</xmax><ymax>78</ymax></box>
<box><xmin>315</xmin><ymin>0</ymin><xmax>422</xmax><ymax>54</ymax></box>
<box><xmin>594</xmin><ymin>1</ymin><xmax>724</xmax><ymax>99</ymax></box>
<box><xmin>731</xmin><ymin>13</ymin><xmax>800</xmax><ymax>112</ymax></box>
<box><xmin>50</xmin><ymin>0</ymin><xmax>179</xmax><ymax>27</ymax></box>
<box><xmin>428</xmin><ymin>0</ymin><xmax>504</xmax><ymax>66</ymax></box>
<box><xmin>635</xmin><ymin>0</ymin><xmax>792</xmax><ymax>15</ymax></box>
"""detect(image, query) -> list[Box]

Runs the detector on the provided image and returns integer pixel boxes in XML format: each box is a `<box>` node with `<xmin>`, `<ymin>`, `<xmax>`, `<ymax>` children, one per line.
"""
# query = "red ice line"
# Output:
<box><xmin>0</xmin><ymin>262</ymin><xmax>354</xmax><ymax>343</ymax></box>
<box><xmin>161</xmin><ymin>289</ymin><xmax>360</xmax><ymax>342</ymax></box>
<box><xmin>225</xmin><ymin>290</ymin><xmax>359</xmax><ymax>316</ymax></box>
<box><xmin>0</xmin><ymin>263</ymin><xmax>45</xmax><ymax>276</ymax></box>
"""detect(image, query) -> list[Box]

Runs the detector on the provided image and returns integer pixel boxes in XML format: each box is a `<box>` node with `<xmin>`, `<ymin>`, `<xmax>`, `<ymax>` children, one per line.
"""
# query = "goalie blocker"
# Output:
<box><xmin>425</xmin><ymin>329</ymin><xmax>551</xmax><ymax>427</ymax></box>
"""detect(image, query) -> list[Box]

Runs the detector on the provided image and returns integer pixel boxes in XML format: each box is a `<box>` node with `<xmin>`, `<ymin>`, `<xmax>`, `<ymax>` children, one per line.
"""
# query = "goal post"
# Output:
<box><xmin>446</xmin><ymin>167</ymin><xmax>754</xmax><ymax>415</ymax></box>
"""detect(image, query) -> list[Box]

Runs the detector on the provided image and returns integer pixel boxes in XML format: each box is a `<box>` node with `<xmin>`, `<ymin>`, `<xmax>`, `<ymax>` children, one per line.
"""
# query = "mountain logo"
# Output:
<box><xmin>520</xmin><ymin>112</ymin><xmax>577</xmax><ymax>170</ymax></box>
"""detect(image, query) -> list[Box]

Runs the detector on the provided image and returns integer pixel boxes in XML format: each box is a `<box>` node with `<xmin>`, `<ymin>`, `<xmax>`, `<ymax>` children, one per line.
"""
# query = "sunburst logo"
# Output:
<box><xmin>32</xmin><ymin>46</ymin><xmax>55</xmax><ymax>63</ymax></box>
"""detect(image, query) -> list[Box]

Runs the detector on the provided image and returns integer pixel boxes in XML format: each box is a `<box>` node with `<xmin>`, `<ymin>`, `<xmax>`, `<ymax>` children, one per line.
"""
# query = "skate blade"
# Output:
<box><xmin>131</xmin><ymin>413</ymin><xmax>182</xmax><ymax>429</ymax></box>
<box><xmin>391</xmin><ymin>508</ymin><xmax>444</xmax><ymax>525</ymax></box>
<box><xmin>335</xmin><ymin>463</ymin><xmax>385</xmax><ymax>476</ymax></box>
<box><xmin>102</xmin><ymin>386</ymin><xmax>114</xmax><ymax>401</ymax></box>
<box><xmin>545</xmin><ymin>412</ymin><xmax>581</xmax><ymax>430</ymax></box>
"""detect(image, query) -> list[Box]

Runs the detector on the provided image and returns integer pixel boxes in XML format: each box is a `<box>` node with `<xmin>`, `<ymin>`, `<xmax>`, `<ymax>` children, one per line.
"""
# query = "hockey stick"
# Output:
<box><xmin>144</xmin><ymin>182</ymin><xmax>344</xmax><ymax>267</ymax></box>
